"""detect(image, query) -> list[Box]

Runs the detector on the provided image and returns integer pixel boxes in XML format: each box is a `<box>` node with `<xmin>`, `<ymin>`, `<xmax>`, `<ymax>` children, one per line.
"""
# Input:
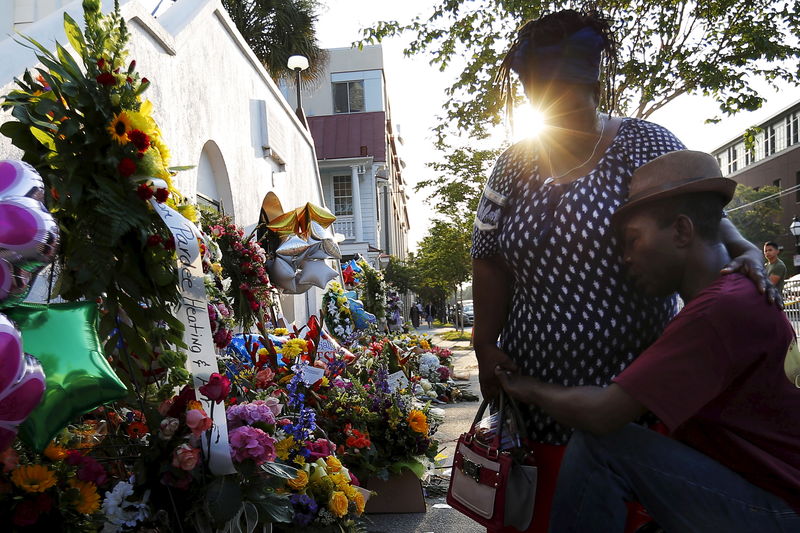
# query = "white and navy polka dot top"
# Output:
<box><xmin>472</xmin><ymin>118</ymin><xmax>685</xmax><ymax>444</ymax></box>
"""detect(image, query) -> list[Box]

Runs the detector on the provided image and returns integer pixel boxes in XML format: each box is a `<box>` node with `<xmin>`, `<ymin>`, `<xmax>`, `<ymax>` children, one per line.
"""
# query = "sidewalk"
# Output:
<box><xmin>366</xmin><ymin>326</ymin><xmax>484</xmax><ymax>533</ymax></box>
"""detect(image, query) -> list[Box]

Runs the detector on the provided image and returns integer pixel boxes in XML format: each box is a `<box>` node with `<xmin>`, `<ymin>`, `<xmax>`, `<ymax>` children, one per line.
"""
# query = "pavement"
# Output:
<box><xmin>366</xmin><ymin>326</ymin><xmax>486</xmax><ymax>533</ymax></box>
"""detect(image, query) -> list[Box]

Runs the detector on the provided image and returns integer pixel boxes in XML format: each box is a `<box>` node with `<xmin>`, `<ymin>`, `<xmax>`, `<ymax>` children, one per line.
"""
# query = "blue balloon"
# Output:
<box><xmin>346</xmin><ymin>259</ymin><xmax>363</xmax><ymax>273</ymax></box>
<box><xmin>346</xmin><ymin>295</ymin><xmax>376</xmax><ymax>330</ymax></box>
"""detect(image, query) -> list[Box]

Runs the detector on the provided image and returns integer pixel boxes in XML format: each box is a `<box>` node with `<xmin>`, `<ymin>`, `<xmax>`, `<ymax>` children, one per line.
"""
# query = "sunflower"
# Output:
<box><xmin>107</xmin><ymin>111</ymin><xmax>133</xmax><ymax>144</ymax></box>
<box><xmin>68</xmin><ymin>479</ymin><xmax>100</xmax><ymax>514</ymax></box>
<box><xmin>11</xmin><ymin>464</ymin><xmax>57</xmax><ymax>493</ymax></box>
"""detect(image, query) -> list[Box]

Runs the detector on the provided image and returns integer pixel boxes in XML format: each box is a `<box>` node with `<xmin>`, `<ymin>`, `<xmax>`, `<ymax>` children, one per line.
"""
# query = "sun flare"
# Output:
<box><xmin>512</xmin><ymin>105</ymin><xmax>546</xmax><ymax>141</ymax></box>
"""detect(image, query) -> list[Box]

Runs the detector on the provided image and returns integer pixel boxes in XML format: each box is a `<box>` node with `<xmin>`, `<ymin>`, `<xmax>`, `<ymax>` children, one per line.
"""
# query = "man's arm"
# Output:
<box><xmin>495</xmin><ymin>368</ymin><xmax>647</xmax><ymax>435</ymax></box>
<box><xmin>719</xmin><ymin>218</ymin><xmax>778</xmax><ymax>304</ymax></box>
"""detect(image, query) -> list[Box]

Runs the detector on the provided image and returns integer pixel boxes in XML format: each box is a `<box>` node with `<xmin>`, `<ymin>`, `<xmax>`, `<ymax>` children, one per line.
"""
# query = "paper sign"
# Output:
<box><xmin>387</xmin><ymin>370</ymin><xmax>409</xmax><ymax>392</ymax></box>
<box><xmin>301</xmin><ymin>365</ymin><xmax>325</xmax><ymax>385</ymax></box>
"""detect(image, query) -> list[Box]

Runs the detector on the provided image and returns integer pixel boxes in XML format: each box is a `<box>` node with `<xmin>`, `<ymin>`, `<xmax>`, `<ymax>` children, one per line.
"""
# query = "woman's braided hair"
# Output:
<box><xmin>497</xmin><ymin>9</ymin><xmax>619</xmax><ymax>118</ymax></box>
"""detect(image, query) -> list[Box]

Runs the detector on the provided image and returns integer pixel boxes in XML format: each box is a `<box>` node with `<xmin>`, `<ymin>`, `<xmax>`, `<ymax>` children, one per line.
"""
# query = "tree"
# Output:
<box><xmin>413</xmin><ymin>219</ymin><xmax>473</xmax><ymax>324</ymax></box>
<box><xmin>416</xmin><ymin>145</ymin><xmax>504</xmax><ymax>219</ymax></box>
<box><xmin>222</xmin><ymin>0</ymin><xmax>328</xmax><ymax>85</ymax></box>
<box><xmin>360</xmin><ymin>0</ymin><xmax>800</xmax><ymax>145</ymax></box>
<box><xmin>383</xmin><ymin>256</ymin><xmax>416</xmax><ymax>294</ymax></box>
<box><xmin>726</xmin><ymin>184</ymin><xmax>783</xmax><ymax>247</ymax></box>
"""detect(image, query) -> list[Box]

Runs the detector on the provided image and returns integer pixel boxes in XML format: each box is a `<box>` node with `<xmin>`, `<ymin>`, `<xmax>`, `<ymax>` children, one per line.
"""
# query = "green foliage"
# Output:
<box><xmin>383</xmin><ymin>257</ymin><xmax>415</xmax><ymax>294</ymax></box>
<box><xmin>727</xmin><ymin>184</ymin><xmax>783</xmax><ymax>247</ymax></box>
<box><xmin>359</xmin><ymin>0</ymin><xmax>800</xmax><ymax>146</ymax></box>
<box><xmin>221</xmin><ymin>0</ymin><xmax>329</xmax><ymax>85</ymax></box>
<box><xmin>413</xmin><ymin>219</ymin><xmax>472</xmax><ymax>303</ymax></box>
<box><xmin>417</xmin><ymin>145</ymin><xmax>505</xmax><ymax>219</ymax></box>
<box><xmin>356</xmin><ymin>257</ymin><xmax>387</xmax><ymax>320</ymax></box>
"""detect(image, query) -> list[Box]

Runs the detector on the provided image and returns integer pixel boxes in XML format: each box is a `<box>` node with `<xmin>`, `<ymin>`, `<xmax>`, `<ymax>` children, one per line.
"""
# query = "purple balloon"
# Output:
<box><xmin>0</xmin><ymin>316</ymin><xmax>45</xmax><ymax>451</ymax></box>
<box><xmin>0</xmin><ymin>162</ymin><xmax>59</xmax><ymax>308</ymax></box>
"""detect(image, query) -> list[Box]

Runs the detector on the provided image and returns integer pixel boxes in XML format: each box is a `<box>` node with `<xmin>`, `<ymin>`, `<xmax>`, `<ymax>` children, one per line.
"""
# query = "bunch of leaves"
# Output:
<box><xmin>359</xmin><ymin>0</ymin><xmax>800</xmax><ymax>146</ymax></box>
<box><xmin>0</xmin><ymin>1</ymin><xmax>193</xmax><ymax>396</ymax></box>
<box><xmin>200</xmin><ymin>208</ymin><xmax>274</xmax><ymax>330</ymax></box>
<box><xmin>726</xmin><ymin>183</ymin><xmax>783</xmax><ymax>247</ymax></box>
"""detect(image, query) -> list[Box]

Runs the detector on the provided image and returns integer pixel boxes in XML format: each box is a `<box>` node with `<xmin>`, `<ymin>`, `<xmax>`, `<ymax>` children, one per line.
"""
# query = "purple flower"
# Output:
<box><xmin>289</xmin><ymin>493</ymin><xmax>319</xmax><ymax>527</ymax></box>
<box><xmin>229</xmin><ymin>426</ymin><xmax>276</xmax><ymax>464</ymax></box>
<box><xmin>227</xmin><ymin>400</ymin><xmax>278</xmax><ymax>428</ymax></box>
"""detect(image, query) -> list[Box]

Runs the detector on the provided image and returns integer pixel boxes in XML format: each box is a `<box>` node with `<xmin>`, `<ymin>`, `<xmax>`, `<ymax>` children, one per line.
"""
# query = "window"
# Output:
<box><xmin>796</xmin><ymin>171</ymin><xmax>800</xmax><ymax>203</ymax></box>
<box><xmin>774</xmin><ymin>179</ymin><xmax>782</xmax><ymax>189</ymax></box>
<box><xmin>196</xmin><ymin>192</ymin><xmax>221</xmax><ymax>213</ymax></box>
<box><xmin>788</xmin><ymin>113</ymin><xmax>799</xmax><ymax>146</ymax></box>
<box><xmin>333</xmin><ymin>81</ymin><xmax>365</xmax><ymax>114</ymax></box>
<box><xmin>765</xmin><ymin>125</ymin><xmax>776</xmax><ymax>156</ymax></box>
<box><xmin>333</xmin><ymin>175</ymin><xmax>353</xmax><ymax>215</ymax></box>
<box><xmin>744</xmin><ymin>147</ymin><xmax>755</xmax><ymax>166</ymax></box>
<box><xmin>727</xmin><ymin>146</ymin><xmax>738</xmax><ymax>173</ymax></box>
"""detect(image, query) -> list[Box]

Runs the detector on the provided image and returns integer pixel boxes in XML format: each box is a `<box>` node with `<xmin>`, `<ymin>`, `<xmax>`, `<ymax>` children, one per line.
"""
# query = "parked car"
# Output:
<box><xmin>461</xmin><ymin>301</ymin><xmax>474</xmax><ymax>326</ymax></box>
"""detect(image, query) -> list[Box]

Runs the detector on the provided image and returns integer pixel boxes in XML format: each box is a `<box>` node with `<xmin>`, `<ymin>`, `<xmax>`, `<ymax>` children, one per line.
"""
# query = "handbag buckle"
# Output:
<box><xmin>461</xmin><ymin>457</ymin><xmax>483</xmax><ymax>483</ymax></box>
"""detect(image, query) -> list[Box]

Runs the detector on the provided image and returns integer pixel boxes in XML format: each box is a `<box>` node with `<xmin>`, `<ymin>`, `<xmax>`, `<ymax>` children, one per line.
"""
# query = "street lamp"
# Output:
<box><xmin>287</xmin><ymin>55</ymin><xmax>309</xmax><ymax>127</ymax></box>
<box><xmin>789</xmin><ymin>216</ymin><xmax>800</xmax><ymax>269</ymax></box>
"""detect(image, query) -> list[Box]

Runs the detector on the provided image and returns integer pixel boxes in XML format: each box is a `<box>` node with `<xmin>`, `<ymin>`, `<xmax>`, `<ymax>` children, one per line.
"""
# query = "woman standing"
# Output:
<box><xmin>471</xmin><ymin>9</ymin><xmax>768</xmax><ymax>532</ymax></box>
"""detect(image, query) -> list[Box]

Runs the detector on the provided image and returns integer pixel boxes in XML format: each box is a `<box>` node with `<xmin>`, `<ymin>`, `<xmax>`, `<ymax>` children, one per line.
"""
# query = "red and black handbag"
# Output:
<box><xmin>447</xmin><ymin>391</ymin><xmax>538</xmax><ymax>531</ymax></box>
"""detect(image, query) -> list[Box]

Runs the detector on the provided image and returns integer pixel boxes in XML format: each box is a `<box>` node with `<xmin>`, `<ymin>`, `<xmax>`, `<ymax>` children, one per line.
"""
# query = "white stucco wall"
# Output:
<box><xmin>0</xmin><ymin>0</ymin><xmax>331</xmax><ymax>325</ymax></box>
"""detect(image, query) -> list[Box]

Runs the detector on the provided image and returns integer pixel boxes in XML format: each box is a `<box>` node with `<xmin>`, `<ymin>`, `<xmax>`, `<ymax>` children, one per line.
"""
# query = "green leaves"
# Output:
<box><xmin>205</xmin><ymin>475</ymin><xmax>244</xmax><ymax>527</ymax></box>
<box><xmin>63</xmin><ymin>12</ymin><xmax>86</xmax><ymax>57</ymax></box>
<box><xmin>360</xmin><ymin>0</ymin><xmax>800</xmax><ymax>144</ymax></box>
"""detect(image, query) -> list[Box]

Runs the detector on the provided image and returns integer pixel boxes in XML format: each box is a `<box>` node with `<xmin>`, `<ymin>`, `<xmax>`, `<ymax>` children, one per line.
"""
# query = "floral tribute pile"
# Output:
<box><xmin>0</xmin><ymin>2</ymin><xmax>471</xmax><ymax>531</ymax></box>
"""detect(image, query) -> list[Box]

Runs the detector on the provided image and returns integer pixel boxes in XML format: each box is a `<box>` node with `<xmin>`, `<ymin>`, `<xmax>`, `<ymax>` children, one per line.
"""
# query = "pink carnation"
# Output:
<box><xmin>228</xmin><ymin>426</ymin><xmax>276</xmax><ymax>464</ymax></box>
<box><xmin>306</xmin><ymin>439</ymin><xmax>337</xmax><ymax>461</ymax></box>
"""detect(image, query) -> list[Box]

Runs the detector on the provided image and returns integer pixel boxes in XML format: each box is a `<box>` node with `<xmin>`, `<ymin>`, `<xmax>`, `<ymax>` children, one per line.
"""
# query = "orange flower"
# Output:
<box><xmin>407</xmin><ymin>410</ymin><xmax>429</xmax><ymax>434</ymax></box>
<box><xmin>287</xmin><ymin>469</ymin><xmax>308</xmax><ymax>491</ymax></box>
<box><xmin>68</xmin><ymin>479</ymin><xmax>100</xmax><ymax>514</ymax></box>
<box><xmin>11</xmin><ymin>465</ymin><xmax>57</xmax><ymax>493</ymax></box>
<box><xmin>127</xmin><ymin>421</ymin><xmax>149</xmax><ymax>439</ymax></box>
<box><xmin>186</xmin><ymin>400</ymin><xmax>203</xmax><ymax>411</ymax></box>
<box><xmin>329</xmin><ymin>490</ymin><xmax>349</xmax><ymax>518</ymax></box>
<box><xmin>44</xmin><ymin>442</ymin><xmax>68</xmax><ymax>462</ymax></box>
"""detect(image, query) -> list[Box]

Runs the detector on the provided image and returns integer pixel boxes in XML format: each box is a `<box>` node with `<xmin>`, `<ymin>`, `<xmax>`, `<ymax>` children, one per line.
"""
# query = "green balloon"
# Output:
<box><xmin>6</xmin><ymin>301</ymin><xmax>128</xmax><ymax>451</ymax></box>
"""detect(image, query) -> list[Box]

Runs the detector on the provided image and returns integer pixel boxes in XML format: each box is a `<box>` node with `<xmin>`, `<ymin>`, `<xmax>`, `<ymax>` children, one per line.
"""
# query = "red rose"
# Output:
<box><xmin>146</xmin><ymin>234</ymin><xmax>162</xmax><ymax>247</ymax></box>
<box><xmin>126</xmin><ymin>76</ymin><xmax>133</xmax><ymax>84</ymax></box>
<box><xmin>118</xmin><ymin>157</ymin><xmax>137</xmax><ymax>178</ymax></box>
<box><xmin>164</xmin><ymin>237</ymin><xmax>176</xmax><ymax>251</ymax></box>
<box><xmin>128</xmin><ymin>129</ymin><xmax>151</xmax><ymax>152</ymax></box>
<box><xmin>96</xmin><ymin>72</ymin><xmax>116</xmax><ymax>86</ymax></box>
<box><xmin>141</xmin><ymin>77</ymin><xmax>149</xmax><ymax>84</ymax></box>
<box><xmin>154</xmin><ymin>188</ymin><xmax>170</xmax><ymax>203</ymax></box>
<box><xmin>97</xmin><ymin>58</ymin><xmax>105</xmax><ymax>69</ymax></box>
<box><xmin>199</xmin><ymin>373</ymin><xmax>231</xmax><ymax>403</ymax></box>
<box><xmin>136</xmin><ymin>183</ymin><xmax>154</xmax><ymax>200</ymax></box>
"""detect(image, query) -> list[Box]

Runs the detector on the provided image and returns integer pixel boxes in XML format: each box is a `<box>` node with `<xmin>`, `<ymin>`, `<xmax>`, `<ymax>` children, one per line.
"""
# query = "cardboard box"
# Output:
<box><xmin>364</xmin><ymin>469</ymin><xmax>426</xmax><ymax>514</ymax></box>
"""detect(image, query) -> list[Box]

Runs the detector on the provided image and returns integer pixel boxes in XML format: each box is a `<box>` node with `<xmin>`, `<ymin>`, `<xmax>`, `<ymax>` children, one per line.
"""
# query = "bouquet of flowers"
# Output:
<box><xmin>322</xmin><ymin>282</ymin><xmax>355</xmax><ymax>340</ymax></box>
<box><xmin>0</xmin><ymin>0</ymin><xmax>196</xmax><ymax>396</ymax></box>
<box><xmin>200</xmin><ymin>209</ymin><xmax>274</xmax><ymax>330</ymax></box>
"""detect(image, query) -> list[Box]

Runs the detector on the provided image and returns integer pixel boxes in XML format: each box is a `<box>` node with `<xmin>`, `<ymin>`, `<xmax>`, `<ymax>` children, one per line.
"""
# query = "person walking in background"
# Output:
<box><xmin>410</xmin><ymin>302</ymin><xmax>420</xmax><ymax>329</ymax></box>
<box><xmin>471</xmin><ymin>9</ymin><xmax>774</xmax><ymax>532</ymax></box>
<box><xmin>425</xmin><ymin>303</ymin><xmax>434</xmax><ymax>328</ymax></box>
<box><xmin>764</xmin><ymin>241</ymin><xmax>787</xmax><ymax>294</ymax></box>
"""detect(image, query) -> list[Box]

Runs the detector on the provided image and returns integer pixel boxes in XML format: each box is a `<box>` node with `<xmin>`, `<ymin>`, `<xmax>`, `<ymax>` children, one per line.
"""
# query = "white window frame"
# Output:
<box><xmin>332</xmin><ymin>175</ymin><xmax>353</xmax><ymax>216</ymax></box>
<box><xmin>332</xmin><ymin>80</ymin><xmax>365</xmax><ymax>114</ymax></box>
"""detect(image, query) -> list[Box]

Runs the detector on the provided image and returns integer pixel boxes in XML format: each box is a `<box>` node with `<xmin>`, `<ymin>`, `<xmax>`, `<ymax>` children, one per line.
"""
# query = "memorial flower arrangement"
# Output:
<box><xmin>201</xmin><ymin>209</ymin><xmax>274</xmax><ymax>330</ymax></box>
<box><xmin>354</xmin><ymin>258</ymin><xmax>387</xmax><ymax>322</ymax></box>
<box><xmin>322</xmin><ymin>281</ymin><xmax>355</xmax><ymax>340</ymax></box>
<box><xmin>0</xmin><ymin>0</ymin><xmax>191</xmax><ymax>392</ymax></box>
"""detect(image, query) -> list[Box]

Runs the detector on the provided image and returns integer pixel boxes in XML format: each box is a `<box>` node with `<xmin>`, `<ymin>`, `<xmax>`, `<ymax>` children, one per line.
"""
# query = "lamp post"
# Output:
<box><xmin>790</xmin><ymin>216</ymin><xmax>800</xmax><ymax>270</ymax></box>
<box><xmin>287</xmin><ymin>55</ymin><xmax>309</xmax><ymax>127</ymax></box>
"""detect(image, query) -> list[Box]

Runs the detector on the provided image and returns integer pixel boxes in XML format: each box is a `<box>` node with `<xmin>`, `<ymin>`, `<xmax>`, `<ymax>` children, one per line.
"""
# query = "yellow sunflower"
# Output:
<box><xmin>107</xmin><ymin>111</ymin><xmax>133</xmax><ymax>144</ymax></box>
<box><xmin>11</xmin><ymin>464</ymin><xmax>57</xmax><ymax>493</ymax></box>
<box><xmin>68</xmin><ymin>479</ymin><xmax>101</xmax><ymax>514</ymax></box>
<box><xmin>407</xmin><ymin>410</ymin><xmax>429</xmax><ymax>434</ymax></box>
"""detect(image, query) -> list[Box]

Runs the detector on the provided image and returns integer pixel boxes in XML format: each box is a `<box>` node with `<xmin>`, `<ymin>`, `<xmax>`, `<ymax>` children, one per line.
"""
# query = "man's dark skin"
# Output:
<box><xmin>492</xmin><ymin>206</ymin><xmax>731</xmax><ymax>434</ymax></box>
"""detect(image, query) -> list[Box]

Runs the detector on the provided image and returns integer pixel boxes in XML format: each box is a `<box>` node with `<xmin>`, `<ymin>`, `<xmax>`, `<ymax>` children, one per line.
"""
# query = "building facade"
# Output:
<box><xmin>284</xmin><ymin>45</ymin><xmax>411</xmax><ymax>265</ymax></box>
<box><xmin>711</xmin><ymin>99</ymin><xmax>800</xmax><ymax>259</ymax></box>
<box><xmin>0</xmin><ymin>0</ymin><xmax>331</xmax><ymax>325</ymax></box>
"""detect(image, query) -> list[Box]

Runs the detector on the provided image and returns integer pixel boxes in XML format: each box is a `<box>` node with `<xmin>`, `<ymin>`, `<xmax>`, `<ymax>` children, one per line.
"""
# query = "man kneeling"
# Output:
<box><xmin>497</xmin><ymin>150</ymin><xmax>800</xmax><ymax>532</ymax></box>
